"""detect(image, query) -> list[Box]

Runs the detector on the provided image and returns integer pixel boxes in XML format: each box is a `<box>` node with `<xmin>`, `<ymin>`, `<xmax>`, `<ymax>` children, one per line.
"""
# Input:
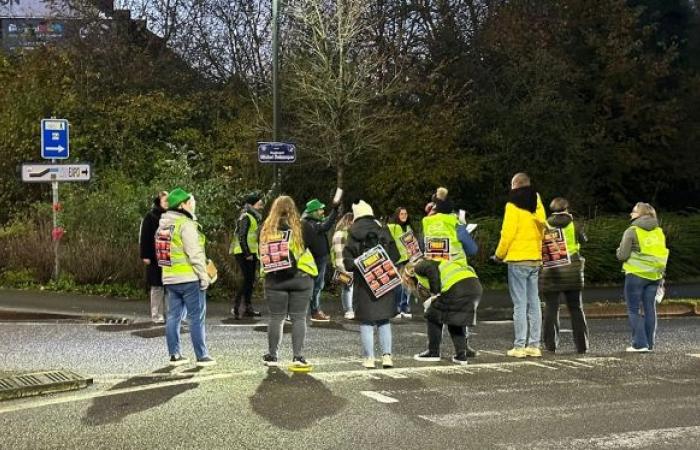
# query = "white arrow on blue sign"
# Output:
<box><xmin>41</xmin><ymin>119</ymin><xmax>70</xmax><ymax>160</ymax></box>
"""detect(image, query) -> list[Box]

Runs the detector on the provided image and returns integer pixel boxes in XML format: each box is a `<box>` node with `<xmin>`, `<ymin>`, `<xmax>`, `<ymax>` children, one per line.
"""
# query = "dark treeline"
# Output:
<box><xmin>1</xmin><ymin>0</ymin><xmax>699</xmax><ymax>226</ymax></box>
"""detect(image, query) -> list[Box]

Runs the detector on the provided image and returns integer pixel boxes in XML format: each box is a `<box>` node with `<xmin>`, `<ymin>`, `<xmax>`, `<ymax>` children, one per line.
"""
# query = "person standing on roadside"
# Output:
<box><xmin>158</xmin><ymin>188</ymin><xmax>216</xmax><ymax>367</ymax></box>
<box><xmin>540</xmin><ymin>197</ymin><xmax>589</xmax><ymax>354</ymax></box>
<box><xmin>343</xmin><ymin>200</ymin><xmax>401</xmax><ymax>369</ymax></box>
<box><xmin>617</xmin><ymin>202</ymin><xmax>669</xmax><ymax>353</ymax></box>
<box><xmin>230</xmin><ymin>192</ymin><xmax>264</xmax><ymax>319</ymax></box>
<box><xmin>494</xmin><ymin>173</ymin><xmax>546</xmax><ymax>358</ymax></box>
<box><xmin>302</xmin><ymin>197</ymin><xmax>340</xmax><ymax>322</ymax></box>
<box><xmin>331</xmin><ymin>213</ymin><xmax>355</xmax><ymax>320</ymax></box>
<box><xmin>139</xmin><ymin>191</ymin><xmax>169</xmax><ymax>324</ymax></box>
<box><xmin>259</xmin><ymin>196</ymin><xmax>317</xmax><ymax>369</ymax></box>
<box><xmin>387</xmin><ymin>207</ymin><xmax>415</xmax><ymax>318</ymax></box>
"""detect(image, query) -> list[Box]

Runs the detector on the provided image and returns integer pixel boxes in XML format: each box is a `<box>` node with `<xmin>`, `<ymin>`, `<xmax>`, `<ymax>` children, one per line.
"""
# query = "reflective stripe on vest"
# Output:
<box><xmin>416</xmin><ymin>258</ymin><xmax>477</xmax><ymax>294</ymax></box>
<box><xmin>622</xmin><ymin>226</ymin><xmax>669</xmax><ymax>281</ymax></box>
<box><xmin>387</xmin><ymin>223</ymin><xmax>411</xmax><ymax>263</ymax></box>
<box><xmin>162</xmin><ymin>216</ymin><xmax>206</xmax><ymax>279</ymax></box>
<box><xmin>231</xmin><ymin>212</ymin><xmax>259</xmax><ymax>255</ymax></box>
<box><xmin>421</xmin><ymin>214</ymin><xmax>466</xmax><ymax>261</ymax></box>
<box><xmin>562</xmin><ymin>222</ymin><xmax>580</xmax><ymax>256</ymax></box>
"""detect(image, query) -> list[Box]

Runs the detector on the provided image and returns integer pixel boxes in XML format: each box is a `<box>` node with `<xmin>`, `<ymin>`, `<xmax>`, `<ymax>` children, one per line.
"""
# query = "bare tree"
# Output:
<box><xmin>285</xmin><ymin>0</ymin><xmax>399</xmax><ymax>188</ymax></box>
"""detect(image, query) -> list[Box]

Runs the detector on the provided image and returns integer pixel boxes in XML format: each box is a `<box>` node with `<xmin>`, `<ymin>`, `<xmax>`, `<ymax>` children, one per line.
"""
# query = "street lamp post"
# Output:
<box><xmin>271</xmin><ymin>0</ymin><xmax>281</xmax><ymax>191</ymax></box>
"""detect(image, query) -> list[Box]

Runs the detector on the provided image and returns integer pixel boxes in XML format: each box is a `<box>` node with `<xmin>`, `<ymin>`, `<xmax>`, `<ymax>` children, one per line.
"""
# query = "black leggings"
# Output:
<box><xmin>426</xmin><ymin>319</ymin><xmax>466</xmax><ymax>355</ymax></box>
<box><xmin>543</xmin><ymin>290</ymin><xmax>589</xmax><ymax>353</ymax></box>
<box><xmin>234</xmin><ymin>254</ymin><xmax>258</xmax><ymax>308</ymax></box>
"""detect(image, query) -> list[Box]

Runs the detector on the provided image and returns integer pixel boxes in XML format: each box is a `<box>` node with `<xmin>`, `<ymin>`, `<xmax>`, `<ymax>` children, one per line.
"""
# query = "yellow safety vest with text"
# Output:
<box><xmin>231</xmin><ymin>212</ymin><xmax>259</xmax><ymax>255</ymax></box>
<box><xmin>421</xmin><ymin>213</ymin><xmax>466</xmax><ymax>261</ymax></box>
<box><xmin>387</xmin><ymin>223</ymin><xmax>412</xmax><ymax>264</ymax></box>
<box><xmin>416</xmin><ymin>257</ymin><xmax>477</xmax><ymax>294</ymax></box>
<box><xmin>622</xmin><ymin>226</ymin><xmax>669</xmax><ymax>281</ymax></box>
<box><xmin>162</xmin><ymin>216</ymin><xmax>206</xmax><ymax>279</ymax></box>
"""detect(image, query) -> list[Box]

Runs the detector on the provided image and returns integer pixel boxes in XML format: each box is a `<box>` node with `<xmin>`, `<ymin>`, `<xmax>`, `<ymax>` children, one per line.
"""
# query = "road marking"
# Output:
<box><xmin>496</xmin><ymin>425</ymin><xmax>700</xmax><ymax>449</ymax></box>
<box><xmin>360</xmin><ymin>391</ymin><xmax>399</xmax><ymax>403</ymax></box>
<box><xmin>479</xmin><ymin>350</ymin><xmax>505</xmax><ymax>356</ymax></box>
<box><xmin>480</xmin><ymin>320</ymin><xmax>512</xmax><ymax>324</ymax></box>
<box><xmin>214</xmin><ymin>324</ymin><xmax>265</xmax><ymax>328</ymax></box>
<box><xmin>310</xmin><ymin>357</ymin><xmax>620</xmax><ymax>382</ymax></box>
<box><xmin>410</xmin><ymin>332</ymin><xmax>427</xmax><ymax>337</ymax></box>
<box><xmin>687</xmin><ymin>353</ymin><xmax>700</xmax><ymax>359</ymax></box>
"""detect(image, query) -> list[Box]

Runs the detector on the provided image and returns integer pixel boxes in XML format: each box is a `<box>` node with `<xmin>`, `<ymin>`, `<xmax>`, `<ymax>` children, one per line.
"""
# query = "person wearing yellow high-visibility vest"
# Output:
<box><xmin>258</xmin><ymin>196</ymin><xmax>318</xmax><ymax>369</ymax></box>
<box><xmin>617</xmin><ymin>202</ymin><xmax>669</xmax><ymax>353</ymax></box>
<box><xmin>387</xmin><ymin>207</ymin><xmax>415</xmax><ymax>318</ymax></box>
<box><xmin>402</xmin><ymin>250</ymin><xmax>483</xmax><ymax>364</ymax></box>
<box><xmin>540</xmin><ymin>198</ymin><xmax>589</xmax><ymax>354</ymax></box>
<box><xmin>230</xmin><ymin>192</ymin><xmax>264</xmax><ymax>319</ymax></box>
<box><xmin>158</xmin><ymin>188</ymin><xmax>216</xmax><ymax>367</ymax></box>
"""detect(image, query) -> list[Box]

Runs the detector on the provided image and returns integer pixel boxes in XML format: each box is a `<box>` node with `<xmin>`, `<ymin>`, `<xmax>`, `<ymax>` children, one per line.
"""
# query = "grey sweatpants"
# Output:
<box><xmin>265</xmin><ymin>273</ymin><xmax>313</xmax><ymax>358</ymax></box>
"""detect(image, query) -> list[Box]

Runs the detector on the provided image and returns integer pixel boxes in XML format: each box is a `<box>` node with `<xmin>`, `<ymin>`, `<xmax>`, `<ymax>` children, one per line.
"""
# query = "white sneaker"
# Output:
<box><xmin>344</xmin><ymin>311</ymin><xmax>355</xmax><ymax>320</ymax></box>
<box><xmin>362</xmin><ymin>357</ymin><xmax>375</xmax><ymax>369</ymax></box>
<box><xmin>382</xmin><ymin>354</ymin><xmax>393</xmax><ymax>368</ymax></box>
<box><xmin>401</xmin><ymin>312</ymin><xmax>412</xmax><ymax>319</ymax></box>
<box><xmin>625</xmin><ymin>346</ymin><xmax>650</xmax><ymax>353</ymax></box>
<box><xmin>152</xmin><ymin>316</ymin><xmax>165</xmax><ymax>324</ymax></box>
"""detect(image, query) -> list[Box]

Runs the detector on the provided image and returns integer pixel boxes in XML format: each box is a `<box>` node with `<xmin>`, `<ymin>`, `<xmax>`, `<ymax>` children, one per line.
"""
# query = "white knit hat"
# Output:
<box><xmin>352</xmin><ymin>200</ymin><xmax>374</xmax><ymax>219</ymax></box>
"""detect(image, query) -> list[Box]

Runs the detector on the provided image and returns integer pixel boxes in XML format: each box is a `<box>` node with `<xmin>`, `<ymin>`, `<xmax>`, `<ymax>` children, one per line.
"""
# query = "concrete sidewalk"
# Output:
<box><xmin>1</xmin><ymin>282</ymin><xmax>698</xmax><ymax>321</ymax></box>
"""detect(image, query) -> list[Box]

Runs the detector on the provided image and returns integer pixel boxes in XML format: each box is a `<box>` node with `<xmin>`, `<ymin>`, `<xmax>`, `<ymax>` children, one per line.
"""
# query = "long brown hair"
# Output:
<box><xmin>335</xmin><ymin>212</ymin><xmax>354</xmax><ymax>232</ymax></box>
<box><xmin>260</xmin><ymin>196</ymin><xmax>305</xmax><ymax>253</ymax></box>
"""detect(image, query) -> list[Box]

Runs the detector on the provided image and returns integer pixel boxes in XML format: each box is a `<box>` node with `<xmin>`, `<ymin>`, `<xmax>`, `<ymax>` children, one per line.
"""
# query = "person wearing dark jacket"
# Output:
<box><xmin>139</xmin><ymin>191</ymin><xmax>169</xmax><ymax>323</ymax></box>
<box><xmin>540</xmin><ymin>197</ymin><xmax>589</xmax><ymax>354</ymax></box>
<box><xmin>342</xmin><ymin>200</ymin><xmax>401</xmax><ymax>369</ymax></box>
<box><xmin>302</xmin><ymin>198</ymin><xmax>339</xmax><ymax>322</ymax></box>
<box><xmin>387</xmin><ymin>207</ymin><xmax>415</xmax><ymax>318</ymax></box>
<box><xmin>230</xmin><ymin>192</ymin><xmax>264</xmax><ymax>319</ymax></box>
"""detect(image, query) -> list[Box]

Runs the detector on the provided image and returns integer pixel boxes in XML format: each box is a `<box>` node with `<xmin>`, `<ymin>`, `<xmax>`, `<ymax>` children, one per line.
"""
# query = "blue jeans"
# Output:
<box><xmin>341</xmin><ymin>284</ymin><xmax>354</xmax><ymax>313</ymax></box>
<box><xmin>360</xmin><ymin>320</ymin><xmax>392</xmax><ymax>358</ymax></box>
<box><xmin>165</xmin><ymin>281</ymin><xmax>209</xmax><ymax>360</ymax></box>
<box><xmin>394</xmin><ymin>283</ymin><xmax>411</xmax><ymax>314</ymax></box>
<box><xmin>508</xmin><ymin>264</ymin><xmax>542</xmax><ymax>348</ymax></box>
<box><xmin>624</xmin><ymin>274</ymin><xmax>659</xmax><ymax>350</ymax></box>
<box><xmin>310</xmin><ymin>255</ymin><xmax>328</xmax><ymax>313</ymax></box>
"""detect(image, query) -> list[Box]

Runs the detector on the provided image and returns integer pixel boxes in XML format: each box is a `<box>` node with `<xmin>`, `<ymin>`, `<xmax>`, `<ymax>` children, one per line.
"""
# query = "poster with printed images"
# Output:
<box><xmin>260</xmin><ymin>231</ymin><xmax>292</xmax><ymax>273</ymax></box>
<box><xmin>353</xmin><ymin>245</ymin><xmax>401</xmax><ymax>298</ymax></box>
<box><xmin>399</xmin><ymin>230</ymin><xmax>423</xmax><ymax>261</ymax></box>
<box><xmin>542</xmin><ymin>228</ymin><xmax>571</xmax><ymax>269</ymax></box>
<box><xmin>155</xmin><ymin>226</ymin><xmax>174</xmax><ymax>267</ymax></box>
<box><xmin>424</xmin><ymin>237</ymin><xmax>451</xmax><ymax>261</ymax></box>
<box><xmin>333</xmin><ymin>269</ymin><xmax>354</xmax><ymax>287</ymax></box>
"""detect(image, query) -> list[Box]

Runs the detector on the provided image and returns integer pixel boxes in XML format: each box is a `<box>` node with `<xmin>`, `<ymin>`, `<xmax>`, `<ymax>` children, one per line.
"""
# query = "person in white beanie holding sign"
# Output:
<box><xmin>342</xmin><ymin>200</ymin><xmax>401</xmax><ymax>369</ymax></box>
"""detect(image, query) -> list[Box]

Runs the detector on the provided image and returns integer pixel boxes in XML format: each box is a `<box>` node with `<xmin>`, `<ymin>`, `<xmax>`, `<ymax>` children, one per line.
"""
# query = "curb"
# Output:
<box><xmin>0</xmin><ymin>371</ymin><xmax>93</xmax><ymax>401</ymax></box>
<box><xmin>477</xmin><ymin>302</ymin><xmax>698</xmax><ymax>321</ymax></box>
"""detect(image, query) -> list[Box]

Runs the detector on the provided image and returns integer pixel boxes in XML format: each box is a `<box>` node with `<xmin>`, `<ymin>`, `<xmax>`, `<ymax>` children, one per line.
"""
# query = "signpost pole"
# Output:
<box><xmin>51</xmin><ymin>158</ymin><xmax>59</xmax><ymax>281</ymax></box>
<box><xmin>272</xmin><ymin>0</ymin><xmax>281</xmax><ymax>192</ymax></box>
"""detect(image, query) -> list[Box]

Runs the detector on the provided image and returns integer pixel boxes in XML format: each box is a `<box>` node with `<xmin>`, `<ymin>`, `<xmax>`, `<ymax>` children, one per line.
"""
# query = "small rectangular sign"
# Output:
<box><xmin>21</xmin><ymin>163</ymin><xmax>91</xmax><ymax>182</ymax></box>
<box><xmin>258</xmin><ymin>142</ymin><xmax>296</xmax><ymax>163</ymax></box>
<box><xmin>41</xmin><ymin>118</ymin><xmax>69</xmax><ymax>159</ymax></box>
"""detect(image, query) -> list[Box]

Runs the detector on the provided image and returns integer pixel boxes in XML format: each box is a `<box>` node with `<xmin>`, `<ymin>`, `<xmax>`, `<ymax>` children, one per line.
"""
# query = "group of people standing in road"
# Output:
<box><xmin>138</xmin><ymin>171</ymin><xmax>669</xmax><ymax>369</ymax></box>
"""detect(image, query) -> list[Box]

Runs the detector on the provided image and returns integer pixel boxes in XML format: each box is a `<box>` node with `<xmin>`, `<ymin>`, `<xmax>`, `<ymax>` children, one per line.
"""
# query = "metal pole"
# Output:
<box><xmin>51</xmin><ymin>158</ymin><xmax>59</xmax><ymax>280</ymax></box>
<box><xmin>272</xmin><ymin>0</ymin><xmax>281</xmax><ymax>192</ymax></box>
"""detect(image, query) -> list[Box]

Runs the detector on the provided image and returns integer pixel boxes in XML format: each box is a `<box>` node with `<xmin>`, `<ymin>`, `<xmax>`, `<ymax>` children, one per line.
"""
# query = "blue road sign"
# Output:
<box><xmin>258</xmin><ymin>142</ymin><xmax>296</xmax><ymax>163</ymax></box>
<box><xmin>41</xmin><ymin>119</ymin><xmax>69</xmax><ymax>159</ymax></box>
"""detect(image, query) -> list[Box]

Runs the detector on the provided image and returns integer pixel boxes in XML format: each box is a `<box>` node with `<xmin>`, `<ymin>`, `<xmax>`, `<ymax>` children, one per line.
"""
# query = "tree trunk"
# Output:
<box><xmin>336</xmin><ymin>163</ymin><xmax>344</xmax><ymax>190</ymax></box>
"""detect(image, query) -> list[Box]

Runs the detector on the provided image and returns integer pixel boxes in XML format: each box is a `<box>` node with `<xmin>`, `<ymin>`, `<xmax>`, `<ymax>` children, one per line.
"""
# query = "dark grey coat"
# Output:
<box><xmin>342</xmin><ymin>216</ymin><xmax>401</xmax><ymax>322</ymax></box>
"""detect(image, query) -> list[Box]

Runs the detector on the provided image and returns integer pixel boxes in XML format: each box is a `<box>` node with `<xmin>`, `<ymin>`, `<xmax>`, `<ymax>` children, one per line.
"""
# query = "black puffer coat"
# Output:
<box><xmin>139</xmin><ymin>197</ymin><xmax>166</xmax><ymax>287</ymax></box>
<box><xmin>540</xmin><ymin>213</ymin><xmax>587</xmax><ymax>293</ymax></box>
<box><xmin>342</xmin><ymin>216</ymin><xmax>400</xmax><ymax>322</ymax></box>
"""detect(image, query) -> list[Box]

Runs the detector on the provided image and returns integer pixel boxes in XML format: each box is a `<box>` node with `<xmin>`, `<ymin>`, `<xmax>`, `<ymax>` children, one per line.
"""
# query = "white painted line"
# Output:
<box><xmin>687</xmin><ymin>353</ymin><xmax>700</xmax><ymax>359</ymax></box>
<box><xmin>559</xmin><ymin>329</ymin><xmax>573</xmax><ymax>333</ymax></box>
<box><xmin>0</xmin><ymin>372</ymin><xmax>240</xmax><ymax>415</ymax></box>
<box><xmin>524</xmin><ymin>361</ymin><xmax>558</xmax><ymax>370</ymax></box>
<box><xmin>496</xmin><ymin>425</ymin><xmax>700</xmax><ymax>449</ymax></box>
<box><xmin>480</xmin><ymin>320</ymin><xmax>513</xmax><ymax>324</ymax></box>
<box><xmin>410</xmin><ymin>332</ymin><xmax>427</xmax><ymax>337</ymax></box>
<box><xmin>214</xmin><ymin>324</ymin><xmax>265</xmax><ymax>328</ymax></box>
<box><xmin>360</xmin><ymin>391</ymin><xmax>399</xmax><ymax>404</ymax></box>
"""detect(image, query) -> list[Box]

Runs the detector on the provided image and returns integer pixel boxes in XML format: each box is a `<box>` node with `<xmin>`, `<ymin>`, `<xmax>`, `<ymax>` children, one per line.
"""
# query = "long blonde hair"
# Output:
<box><xmin>260</xmin><ymin>196</ymin><xmax>305</xmax><ymax>252</ymax></box>
<box><xmin>335</xmin><ymin>212</ymin><xmax>354</xmax><ymax>232</ymax></box>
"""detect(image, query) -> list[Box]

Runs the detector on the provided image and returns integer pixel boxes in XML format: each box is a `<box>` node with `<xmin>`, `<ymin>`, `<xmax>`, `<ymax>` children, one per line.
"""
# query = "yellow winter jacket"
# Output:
<box><xmin>495</xmin><ymin>194</ymin><xmax>546</xmax><ymax>262</ymax></box>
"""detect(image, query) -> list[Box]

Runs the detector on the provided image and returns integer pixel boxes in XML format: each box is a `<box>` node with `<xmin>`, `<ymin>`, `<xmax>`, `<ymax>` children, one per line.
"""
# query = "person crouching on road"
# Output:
<box><xmin>342</xmin><ymin>201</ymin><xmax>401</xmax><ymax>369</ymax></box>
<box><xmin>158</xmin><ymin>188</ymin><xmax>216</xmax><ymax>367</ymax></box>
<box><xmin>540</xmin><ymin>197</ymin><xmax>589</xmax><ymax>354</ymax></box>
<box><xmin>259</xmin><ymin>196</ymin><xmax>317</xmax><ymax>369</ymax></box>
<box><xmin>616</xmin><ymin>202</ymin><xmax>669</xmax><ymax>353</ymax></box>
<box><xmin>403</xmin><ymin>255</ymin><xmax>483</xmax><ymax>364</ymax></box>
<box><xmin>332</xmin><ymin>212</ymin><xmax>355</xmax><ymax>320</ymax></box>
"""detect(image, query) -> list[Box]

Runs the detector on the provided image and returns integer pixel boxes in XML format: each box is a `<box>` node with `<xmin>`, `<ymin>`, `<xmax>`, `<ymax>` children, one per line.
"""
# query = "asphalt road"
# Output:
<box><xmin>0</xmin><ymin>316</ymin><xmax>698</xmax><ymax>449</ymax></box>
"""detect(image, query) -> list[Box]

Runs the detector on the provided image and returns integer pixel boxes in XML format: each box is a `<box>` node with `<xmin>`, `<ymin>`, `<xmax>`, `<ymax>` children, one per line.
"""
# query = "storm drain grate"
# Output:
<box><xmin>89</xmin><ymin>317</ymin><xmax>131</xmax><ymax>325</ymax></box>
<box><xmin>0</xmin><ymin>371</ymin><xmax>93</xmax><ymax>401</ymax></box>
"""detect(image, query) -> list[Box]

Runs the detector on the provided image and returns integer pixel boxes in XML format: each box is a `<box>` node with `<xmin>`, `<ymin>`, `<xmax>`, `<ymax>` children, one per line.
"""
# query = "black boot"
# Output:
<box><xmin>465</xmin><ymin>339</ymin><xmax>478</xmax><ymax>358</ymax></box>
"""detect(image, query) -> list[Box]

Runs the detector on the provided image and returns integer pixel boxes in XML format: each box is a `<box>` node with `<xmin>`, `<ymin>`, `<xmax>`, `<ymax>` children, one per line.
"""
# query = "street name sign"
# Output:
<box><xmin>258</xmin><ymin>142</ymin><xmax>296</xmax><ymax>163</ymax></box>
<box><xmin>21</xmin><ymin>163</ymin><xmax>90</xmax><ymax>183</ymax></box>
<box><xmin>41</xmin><ymin>118</ymin><xmax>69</xmax><ymax>159</ymax></box>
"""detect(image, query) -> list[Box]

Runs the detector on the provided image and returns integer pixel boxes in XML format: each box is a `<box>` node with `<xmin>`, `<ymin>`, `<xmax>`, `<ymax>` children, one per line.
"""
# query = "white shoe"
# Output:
<box><xmin>152</xmin><ymin>316</ymin><xmax>165</xmax><ymax>324</ymax></box>
<box><xmin>401</xmin><ymin>312</ymin><xmax>412</xmax><ymax>319</ymax></box>
<box><xmin>344</xmin><ymin>311</ymin><xmax>355</xmax><ymax>320</ymax></box>
<box><xmin>362</xmin><ymin>357</ymin><xmax>375</xmax><ymax>369</ymax></box>
<box><xmin>382</xmin><ymin>354</ymin><xmax>393</xmax><ymax>368</ymax></box>
<box><xmin>625</xmin><ymin>346</ymin><xmax>650</xmax><ymax>353</ymax></box>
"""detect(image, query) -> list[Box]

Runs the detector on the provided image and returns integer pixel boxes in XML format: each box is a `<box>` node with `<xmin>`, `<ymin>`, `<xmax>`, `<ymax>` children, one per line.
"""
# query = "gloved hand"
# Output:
<box><xmin>200</xmin><ymin>278</ymin><xmax>210</xmax><ymax>291</ymax></box>
<box><xmin>423</xmin><ymin>294</ymin><xmax>439</xmax><ymax>312</ymax></box>
<box><xmin>489</xmin><ymin>255</ymin><xmax>502</xmax><ymax>264</ymax></box>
